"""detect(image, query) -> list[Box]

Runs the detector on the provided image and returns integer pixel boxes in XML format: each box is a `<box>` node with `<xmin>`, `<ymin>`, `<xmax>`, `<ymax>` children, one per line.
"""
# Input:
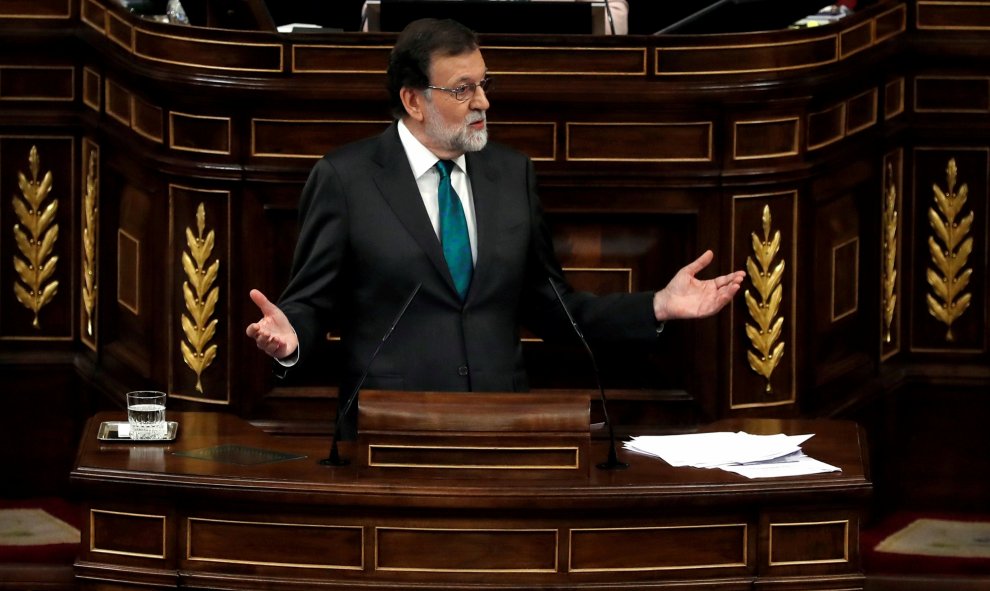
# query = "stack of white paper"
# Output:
<box><xmin>624</xmin><ymin>431</ymin><xmax>841</xmax><ymax>479</ymax></box>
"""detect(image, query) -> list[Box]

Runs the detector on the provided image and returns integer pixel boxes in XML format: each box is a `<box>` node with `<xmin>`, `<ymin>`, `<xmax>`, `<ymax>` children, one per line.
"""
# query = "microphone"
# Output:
<box><xmin>546</xmin><ymin>277</ymin><xmax>628</xmax><ymax>470</ymax></box>
<box><xmin>320</xmin><ymin>282</ymin><xmax>422</xmax><ymax>466</ymax></box>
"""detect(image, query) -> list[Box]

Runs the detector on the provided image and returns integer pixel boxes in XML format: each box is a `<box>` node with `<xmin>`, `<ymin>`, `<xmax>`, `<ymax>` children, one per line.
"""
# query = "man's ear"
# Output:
<box><xmin>400</xmin><ymin>87</ymin><xmax>425</xmax><ymax>122</ymax></box>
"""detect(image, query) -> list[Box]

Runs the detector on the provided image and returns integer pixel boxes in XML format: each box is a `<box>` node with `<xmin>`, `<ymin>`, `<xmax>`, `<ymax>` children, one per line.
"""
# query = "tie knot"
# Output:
<box><xmin>436</xmin><ymin>159</ymin><xmax>455</xmax><ymax>180</ymax></box>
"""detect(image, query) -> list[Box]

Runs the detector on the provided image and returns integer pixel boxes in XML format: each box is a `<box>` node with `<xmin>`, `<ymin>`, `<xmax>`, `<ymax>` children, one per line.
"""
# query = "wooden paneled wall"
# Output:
<box><xmin>0</xmin><ymin>0</ymin><xmax>987</xmax><ymax>446</ymax></box>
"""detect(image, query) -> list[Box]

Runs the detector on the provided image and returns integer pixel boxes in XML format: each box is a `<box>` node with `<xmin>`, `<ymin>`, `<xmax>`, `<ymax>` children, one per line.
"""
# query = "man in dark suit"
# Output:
<box><xmin>246</xmin><ymin>18</ymin><xmax>745</xmax><ymax>437</ymax></box>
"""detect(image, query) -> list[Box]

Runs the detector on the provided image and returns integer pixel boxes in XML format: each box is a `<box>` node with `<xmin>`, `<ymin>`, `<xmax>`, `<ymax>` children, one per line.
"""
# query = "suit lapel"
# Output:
<box><xmin>465</xmin><ymin>150</ymin><xmax>500</xmax><ymax>302</ymax></box>
<box><xmin>371</xmin><ymin>124</ymin><xmax>456</xmax><ymax>293</ymax></box>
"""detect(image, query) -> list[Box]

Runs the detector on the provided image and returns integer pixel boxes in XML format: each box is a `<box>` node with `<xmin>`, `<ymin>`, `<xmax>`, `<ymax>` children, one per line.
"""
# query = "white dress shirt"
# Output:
<box><xmin>397</xmin><ymin>119</ymin><xmax>479</xmax><ymax>265</ymax></box>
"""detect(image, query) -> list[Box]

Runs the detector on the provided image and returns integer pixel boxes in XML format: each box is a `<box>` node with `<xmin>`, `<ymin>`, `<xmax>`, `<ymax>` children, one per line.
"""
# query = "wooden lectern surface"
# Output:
<box><xmin>72</xmin><ymin>411</ymin><xmax>870</xmax><ymax>590</ymax></box>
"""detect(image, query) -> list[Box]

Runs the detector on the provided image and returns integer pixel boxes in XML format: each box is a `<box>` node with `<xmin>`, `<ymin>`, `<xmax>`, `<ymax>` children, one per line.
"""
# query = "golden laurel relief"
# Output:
<box><xmin>82</xmin><ymin>149</ymin><xmax>99</xmax><ymax>338</ymax></box>
<box><xmin>744</xmin><ymin>205</ymin><xmax>785</xmax><ymax>394</ymax></box>
<box><xmin>12</xmin><ymin>146</ymin><xmax>59</xmax><ymax>329</ymax></box>
<box><xmin>180</xmin><ymin>203</ymin><xmax>220</xmax><ymax>393</ymax></box>
<box><xmin>881</xmin><ymin>162</ymin><xmax>898</xmax><ymax>343</ymax></box>
<box><xmin>926</xmin><ymin>158</ymin><xmax>973</xmax><ymax>342</ymax></box>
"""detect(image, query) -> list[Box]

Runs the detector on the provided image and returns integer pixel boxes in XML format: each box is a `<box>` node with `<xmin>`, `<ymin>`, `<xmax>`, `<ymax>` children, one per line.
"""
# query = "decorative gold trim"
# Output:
<box><xmin>831</xmin><ymin>237</ymin><xmax>860</xmax><ymax>322</ymax></box>
<box><xmin>485</xmin><ymin>46</ymin><xmax>648</xmax><ymax>76</ymax></box>
<box><xmin>846</xmin><ymin>88</ymin><xmax>879</xmax><ymax>136</ymax></box>
<box><xmin>375</xmin><ymin>527</ymin><xmax>558</xmax><ymax>573</ymax></box>
<box><xmin>875</xmin><ymin>3</ymin><xmax>908</xmax><ymax>42</ymax></box>
<box><xmin>744</xmin><ymin>205</ymin><xmax>785</xmax><ymax>394</ymax></box>
<box><xmin>82</xmin><ymin>67</ymin><xmax>101</xmax><ymax>112</ymax></box>
<box><xmin>0</xmin><ymin>0</ymin><xmax>71</xmax><ymax>18</ymax></box>
<box><xmin>133</xmin><ymin>29</ymin><xmax>284</xmax><ymax>73</ymax></box>
<box><xmin>0</xmin><ymin>66</ymin><xmax>74</xmax><ymax>102</ymax></box>
<box><xmin>656</xmin><ymin>35</ymin><xmax>837</xmax><ymax>76</ymax></box>
<box><xmin>489</xmin><ymin>121</ymin><xmax>558</xmax><ymax>162</ymax></box>
<box><xmin>89</xmin><ymin>509</ymin><xmax>167</xmax><ymax>559</ymax></box>
<box><xmin>367</xmin><ymin>444</ymin><xmax>580</xmax><ymax>470</ymax></box>
<box><xmin>168</xmin><ymin>111</ymin><xmax>232</xmax><ymax>155</ymax></box>
<box><xmin>104</xmin><ymin>78</ymin><xmax>131</xmax><ymax>127</ymax></box>
<box><xmin>807</xmin><ymin>103</ymin><xmax>846</xmax><ymax>151</ymax></box>
<box><xmin>250</xmin><ymin>118</ymin><xmax>391</xmax><ymax>158</ymax></box>
<box><xmin>80</xmin><ymin>0</ymin><xmax>105</xmax><ymax>32</ymax></box>
<box><xmin>914</xmin><ymin>76</ymin><xmax>990</xmax><ymax>113</ymax></box>
<box><xmin>839</xmin><ymin>19</ymin><xmax>875</xmax><ymax>59</ymax></box>
<box><xmin>733</xmin><ymin>117</ymin><xmax>800</xmax><ymax>160</ymax></box>
<box><xmin>81</xmin><ymin>142</ymin><xmax>99</xmax><ymax>345</ymax></box>
<box><xmin>917</xmin><ymin>1</ymin><xmax>990</xmax><ymax>31</ymax></box>
<box><xmin>117</xmin><ymin>229</ymin><xmax>140</xmax><ymax>315</ymax></box>
<box><xmin>768</xmin><ymin>520</ymin><xmax>849</xmax><ymax>566</ymax></box>
<box><xmin>882</xmin><ymin>161</ymin><xmax>899</xmax><ymax>344</ymax></box>
<box><xmin>179</xmin><ymin>203</ymin><xmax>220</xmax><ymax>393</ymax></box>
<box><xmin>12</xmin><ymin>145</ymin><xmax>59</xmax><ymax>329</ymax></box>
<box><xmin>926</xmin><ymin>158</ymin><xmax>974</xmax><ymax>342</ymax></box>
<box><xmin>291</xmin><ymin>44</ymin><xmax>394</xmax><ymax>74</ymax></box>
<box><xmin>106</xmin><ymin>10</ymin><xmax>133</xmax><ymax>51</ymax></box>
<box><xmin>565</xmin><ymin>122</ymin><xmax>713</xmax><ymax>163</ymax></box>
<box><xmin>569</xmin><ymin>524</ymin><xmax>748</xmax><ymax>573</ymax></box>
<box><xmin>186</xmin><ymin>517</ymin><xmax>364</xmax><ymax>570</ymax></box>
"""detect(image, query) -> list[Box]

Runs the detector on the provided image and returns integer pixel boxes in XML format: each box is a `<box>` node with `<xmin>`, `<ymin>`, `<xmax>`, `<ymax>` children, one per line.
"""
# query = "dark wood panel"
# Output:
<box><xmin>0</xmin><ymin>0</ymin><xmax>70</xmax><ymax>18</ymax></box>
<box><xmin>0</xmin><ymin>66</ymin><xmax>73</xmax><ymax>101</ymax></box>
<box><xmin>185</xmin><ymin>518</ymin><xmax>363</xmax><ymax>568</ymax></box>
<box><xmin>915</xmin><ymin>76</ymin><xmax>990</xmax><ymax>113</ymax></box>
<box><xmin>569</xmin><ymin>523</ymin><xmax>748</xmax><ymax>572</ymax></box>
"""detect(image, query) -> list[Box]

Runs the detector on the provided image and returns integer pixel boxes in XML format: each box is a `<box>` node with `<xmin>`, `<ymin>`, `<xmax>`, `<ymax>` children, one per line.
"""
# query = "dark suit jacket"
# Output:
<box><xmin>278</xmin><ymin>123</ymin><xmax>658</xmax><ymax>434</ymax></box>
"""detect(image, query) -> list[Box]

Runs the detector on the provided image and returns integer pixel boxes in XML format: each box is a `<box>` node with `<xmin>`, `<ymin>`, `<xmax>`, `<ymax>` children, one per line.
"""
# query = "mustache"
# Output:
<box><xmin>466</xmin><ymin>112</ymin><xmax>486</xmax><ymax>125</ymax></box>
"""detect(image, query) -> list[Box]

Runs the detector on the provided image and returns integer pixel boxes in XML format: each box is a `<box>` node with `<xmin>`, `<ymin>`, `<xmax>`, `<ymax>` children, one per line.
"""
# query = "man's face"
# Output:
<box><xmin>421</xmin><ymin>49</ymin><xmax>490</xmax><ymax>156</ymax></box>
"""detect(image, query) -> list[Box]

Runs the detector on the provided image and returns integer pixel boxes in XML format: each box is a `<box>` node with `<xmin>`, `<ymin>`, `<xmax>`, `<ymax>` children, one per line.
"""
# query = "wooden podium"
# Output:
<box><xmin>71</xmin><ymin>408</ymin><xmax>872</xmax><ymax>590</ymax></box>
<box><xmin>356</xmin><ymin>390</ymin><xmax>591</xmax><ymax>478</ymax></box>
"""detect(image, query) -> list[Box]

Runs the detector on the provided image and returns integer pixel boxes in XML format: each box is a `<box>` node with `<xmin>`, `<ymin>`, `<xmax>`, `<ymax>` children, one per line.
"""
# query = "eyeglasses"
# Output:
<box><xmin>425</xmin><ymin>77</ymin><xmax>493</xmax><ymax>102</ymax></box>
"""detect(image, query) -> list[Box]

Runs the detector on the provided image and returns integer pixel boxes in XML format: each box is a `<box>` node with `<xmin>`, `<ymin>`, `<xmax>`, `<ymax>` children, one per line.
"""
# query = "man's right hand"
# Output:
<box><xmin>245</xmin><ymin>289</ymin><xmax>298</xmax><ymax>360</ymax></box>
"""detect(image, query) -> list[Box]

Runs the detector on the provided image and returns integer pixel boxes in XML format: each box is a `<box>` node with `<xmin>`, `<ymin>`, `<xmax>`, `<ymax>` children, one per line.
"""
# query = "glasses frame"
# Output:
<box><xmin>425</xmin><ymin>77</ymin><xmax>493</xmax><ymax>102</ymax></box>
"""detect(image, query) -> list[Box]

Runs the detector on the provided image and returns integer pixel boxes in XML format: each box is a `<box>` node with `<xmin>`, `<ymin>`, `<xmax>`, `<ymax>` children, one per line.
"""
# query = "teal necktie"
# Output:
<box><xmin>436</xmin><ymin>159</ymin><xmax>472</xmax><ymax>300</ymax></box>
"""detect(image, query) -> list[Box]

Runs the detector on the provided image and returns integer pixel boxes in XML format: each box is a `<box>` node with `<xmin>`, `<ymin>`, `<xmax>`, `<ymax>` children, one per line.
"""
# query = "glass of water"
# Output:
<box><xmin>126</xmin><ymin>391</ymin><xmax>167</xmax><ymax>440</ymax></box>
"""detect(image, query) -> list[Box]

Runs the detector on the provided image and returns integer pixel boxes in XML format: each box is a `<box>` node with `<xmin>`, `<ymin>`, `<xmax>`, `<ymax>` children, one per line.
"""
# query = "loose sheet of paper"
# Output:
<box><xmin>624</xmin><ymin>431</ymin><xmax>840</xmax><ymax>478</ymax></box>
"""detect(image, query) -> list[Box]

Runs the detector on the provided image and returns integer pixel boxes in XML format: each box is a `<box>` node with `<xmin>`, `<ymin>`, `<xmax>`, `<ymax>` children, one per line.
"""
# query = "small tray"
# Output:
<box><xmin>97</xmin><ymin>421</ymin><xmax>178</xmax><ymax>442</ymax></box>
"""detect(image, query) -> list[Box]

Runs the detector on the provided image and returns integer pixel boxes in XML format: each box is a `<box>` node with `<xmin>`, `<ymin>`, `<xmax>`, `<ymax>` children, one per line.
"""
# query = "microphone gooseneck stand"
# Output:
<box><xmin>546</xmin><ymin>277</ymin><xmax>628</xmax><ymax>470</ymax></box>
<box><xmin>320</xmin><ymin>282</ymin><xmax>422</xmax><ymax>466</ymax></box>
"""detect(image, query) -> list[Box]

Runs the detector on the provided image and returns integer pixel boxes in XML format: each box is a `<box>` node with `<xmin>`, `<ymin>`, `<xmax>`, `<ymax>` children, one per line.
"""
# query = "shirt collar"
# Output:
<box><xmin>397</xmin><ymin>119</ymin><xmax>467</xmax><ymax>178</ymax></box>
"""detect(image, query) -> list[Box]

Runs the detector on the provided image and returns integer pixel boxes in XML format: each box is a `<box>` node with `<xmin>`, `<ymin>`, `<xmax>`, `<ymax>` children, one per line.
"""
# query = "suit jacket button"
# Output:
<box><xmin>457</xmin><ymin>365</ymin><xmax>469</xmax><ymax>376</ymax></box>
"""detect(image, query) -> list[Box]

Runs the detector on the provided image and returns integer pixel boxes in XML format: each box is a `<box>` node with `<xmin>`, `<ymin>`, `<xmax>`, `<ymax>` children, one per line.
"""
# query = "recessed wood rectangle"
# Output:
<box><xmin>917</xmin><ymin>1</ymin><xmax>990</xmax><ymax>29</ymax></box>
<box><xmin>117</xmin><ymin>229</ymin><xmax>139</xmax><ymax>315</ymax></box>
<box><xmin>83</xmin><ymin>67</ymin><xmax>101</xmax><ymax>111</ymax></box>
<box><xmin>769</xmin><ymin>521</ymin><xmax>849</xmax><ymax>565</ymax></box>
<box><xmin>105</xmin><ymin>79</ymin><xmax>131</xmax><ymax>126</ymax></box>
<box><xmin>292</xmin><ymin>45</ymin><xmax>391</xmax><ymax>73</ymax></box>
<box><xmin>376</xmin><ymin>528</ymin><xmax>557</xmax><ymax>572</ymax></box>
<box><xmin>134</xmin><ymin>30</ymin><xmax>282</xmax><ymax>72</ymax></box>
<box><xmin>485</xmin><ymin>47</ymin><xmax>646</xmax><ymax>76</ymax></box>
<box><xmin>807</xmin><ymin>103</ymin><xmax>845</xmax><ymax>150</ymax></box>
<box><xmin>915</xmin><ymin>77</ymin><xmax>990</xmax><ymax>112</ymax></box>
<box><xmin>91</xmin><ymin>510</ymin><xmax>165</xmax><ymax>558</ymax></box>
<box><xmin>132</xmin><ymin>95</ymin><xmax>163</xmax><ymax>142</ymax></box>
<box><xmin>252</xmin><ymin>119</ymin><xmax>389</xmax><ymax>158</ymax></box>
<box><xmin>875</xmin><ymin>4</ymin><xmax>907</xmax><ymax>41</ymax></box>
<box><xmin>106</xmin><ymin>11</ymin><xmax>132</xmax><ymax>50</ymax></box>
<box><xmin>832</xmin><ymin>238</ymin><xmax>860</xmax><ymax>321</ymax></box>
<box><xmin>0</xmin><ymin>0</ymin><xmax>70</xmax><ymax>17</ymax></box>
<box><xmin>0</xmin><ymin>66</ymin><xmax>73</xmax><ymax>101</ymax></box>
<box><xmin>186</xmin><ymin>518</ymin><xmax>362</xmax><ymax>569</ymax></box>
<box><xmin>734</xmin><ymin>118</ymin><xmax>799</xmax><ymax>160</ymax></box>
<box><xmin>567</xmin><ymin>122</ymin><xmax>711</xmax><ymax>162</ymax></box>
<box><xmin>368</xmin><ymin>445</ymin><xmax>579</xmax><ymax>470</ymax></box>
<box><xmin>840</xmin><ymin>20</ymin><xmax>873</xmax><ymax>58</ymax></box>
<box><xmin>885</xmin><ymin>78</ymin><xmax>905</xmax><ymax>119</ymax></box>
<box><xmin>847</xmin><ymin>89</ymin><xmax>878</xmax><ymax>135</ymax></box>
<box><xmin>80</xmin><ymin>0</ymin><xmax>105</xmax><ymax>32</ymax></box>
<box><xmin>170</xmin><ymin>112</ymin><xmax>231</xmax><ymax>154</ymax></box>
<box><xmin>657</xmin><ymin>36</ymin><xmax>836</xmax><ymax>75</ymax></box>
<box><xmin>570</xmin><ymin>524</ymin><xmax>748</xmax><ymax>572</ymax></box>
<box><xmin>566</xmin><ymin>268</ymin><xmax>632</xmax><ymax>294</ymax></box>
<box><xmin>488</xmin><ymin>122</ymin><xmax>556</xmax><ymax>161</ymax></box>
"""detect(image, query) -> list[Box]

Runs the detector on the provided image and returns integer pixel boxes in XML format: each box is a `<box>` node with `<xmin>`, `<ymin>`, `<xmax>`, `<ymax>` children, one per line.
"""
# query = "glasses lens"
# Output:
<box><xmin>478</xmin><ymin>78</ymin><xmax>492</xmax><ymax>94</ymax></box>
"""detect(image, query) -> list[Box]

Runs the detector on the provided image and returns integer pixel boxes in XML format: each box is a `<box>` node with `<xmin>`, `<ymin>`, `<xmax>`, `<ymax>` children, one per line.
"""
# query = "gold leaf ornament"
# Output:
<box><xmin>744</xmin><ymin>205</ymin><xmax>785</xmax><ymax>393</ymax></box>
<box><xmin>925</xmin><ymin>159</ymin><xmax>973</xmax><ymax>342</ymax></box>
<box><xmin>82</xmin><ymin>150</ymin><xmax>99</xmax><ymax>338</ymax></box>
<box><xmin>881</xmin><ymin>162</ymin><xmax>898</xmax><ymax>343</ymax></box>
<box><xmin>12</xmin><ymin>146</ymin><xmax>59</xmax><ymax>329</ymax></box>
<box><xmin>180</xmin><ymin>203</ymin><xmax>220</xmax><ymax>393</ymax></box>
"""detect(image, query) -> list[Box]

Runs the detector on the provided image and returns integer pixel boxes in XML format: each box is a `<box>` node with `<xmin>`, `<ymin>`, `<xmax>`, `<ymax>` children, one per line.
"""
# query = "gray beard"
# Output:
<box><xmin>425</xmin><ymin>100</ymin><xmax>488</xmax><ymax>153</ymax></box>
